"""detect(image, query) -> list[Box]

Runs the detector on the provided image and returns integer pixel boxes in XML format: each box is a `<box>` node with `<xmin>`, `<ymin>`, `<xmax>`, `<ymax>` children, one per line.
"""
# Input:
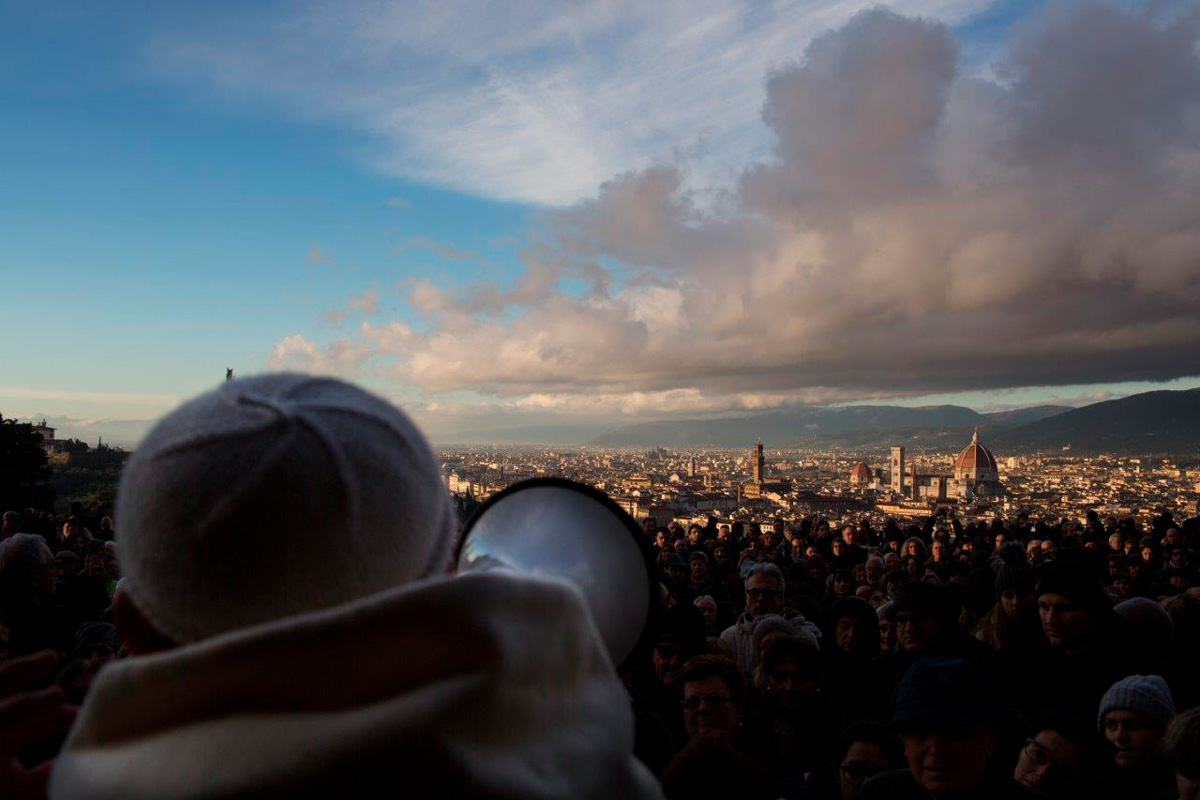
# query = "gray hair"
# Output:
<box><xmin>742</xmin><ymin>561</ymin><xmax>785</xmax><ymax>593</ymax></box>
<box><xmin>0</xmin><ymin>533</ymin><xmax>53</xmax><ymax>588</ymax></box>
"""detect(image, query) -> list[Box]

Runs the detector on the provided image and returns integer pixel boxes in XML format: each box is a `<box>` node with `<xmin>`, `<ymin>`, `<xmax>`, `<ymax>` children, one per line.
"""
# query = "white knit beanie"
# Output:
<box><xmin>116</xmin><ymin>373</ymin><xmax>456</xmax><ymax>644</ymax></box>
<box><xmin>1097</xmin><ymin>674</ymin><xmax>1177</xmax><ymax>734</ymax></box>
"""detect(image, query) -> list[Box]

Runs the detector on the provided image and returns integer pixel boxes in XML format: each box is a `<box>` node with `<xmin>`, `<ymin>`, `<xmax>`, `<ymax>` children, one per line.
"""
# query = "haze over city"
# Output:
<box><xmin>5</xmin><ymin>0</ymin><xmax>1200</xmax><ymax>446</ymax></box>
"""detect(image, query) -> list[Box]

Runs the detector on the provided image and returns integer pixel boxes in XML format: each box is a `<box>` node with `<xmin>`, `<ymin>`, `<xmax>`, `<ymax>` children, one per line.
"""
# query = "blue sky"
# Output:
<box><xmin>3</xmin><ymin>0</ymin><xmax>1199</xmax><ymax>444</ymax></box>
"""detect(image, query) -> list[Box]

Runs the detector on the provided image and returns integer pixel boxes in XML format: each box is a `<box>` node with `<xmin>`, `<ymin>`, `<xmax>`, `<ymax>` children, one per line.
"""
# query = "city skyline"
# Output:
<box><xmin>5</xmin><ymin>1</ymin><xmax>1200</xmax><ymax>444</ymax></box>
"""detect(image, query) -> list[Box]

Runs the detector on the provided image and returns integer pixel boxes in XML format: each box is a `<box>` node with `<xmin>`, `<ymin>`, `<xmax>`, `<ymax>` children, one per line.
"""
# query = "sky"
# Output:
<box><xmin>3</xmin><ymin>0</ymin><xmax>1200</xmax><ymax>446</ymax></box>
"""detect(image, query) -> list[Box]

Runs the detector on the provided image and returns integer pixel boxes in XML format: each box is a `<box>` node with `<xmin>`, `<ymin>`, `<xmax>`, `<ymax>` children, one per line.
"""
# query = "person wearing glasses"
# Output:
<box><xmin>675</xmin><ymin>655</ymin><xmax>746</xmax><ymax>743</ymax></box>
<box><xmin>719</xmin><ymin>563</ymin><xmax>792</xmax><ymax>679</ymax></box>
<box><xmin>1012</xmin><ymin>711</ymin><xmax>1098</xmax><ymax>800</ymax></box>
<box><xmin>826</xmin><ymin>721</ymin><xmax>905</xmax><ymax>800</ymax></box>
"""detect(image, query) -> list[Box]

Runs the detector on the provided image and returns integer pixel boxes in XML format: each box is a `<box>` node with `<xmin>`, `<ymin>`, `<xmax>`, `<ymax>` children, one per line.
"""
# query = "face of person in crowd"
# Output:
<box><xmin>895</xmin><ymin>608</ymin><xmax>941</xmax><ymax>653</ymax></box>
<box><xmin>745</xmin><ymin>574</ymin><xmax>784</xmax><ymax>618</ymax></box>
<box><xmin>79</xmin><ymin>640</ymin><xmax>117</xmax><ymax>669</ymax></box>
<box><xmin>902</xmin><ymin>724</ymin><xmax>997</xmax><ymax>795</ymax></box>
<box><xmin>1163</xmin><ymin>528</ymin><xmax>1180</xmax><ymax>546</ymax></box>
<box><xmin>1124</xmin><ymin>540</ymin><xmax>1136</xmax><ymax>555</ymax></box>
<box><xmin>85</xmin><ymin>553</ymin><xmax>107</xmax><ymax>582</ymax></box>
<box><xmin>713</xmin><ymin>545</ymin><xmax>727</xmax><ymax>562</ymax></box>
<box><xmin>791</xmin><ymin>540</ymin><xmax>803</xmax><ymax>559</ymax></box>
<box><xmin>866</xmin><ymin>560</ymin><xmax>884</xmax><ymax>583</ymax></box>
<box><xmin>766</xmin><ymin>654</ymin><xmax>818</xmax><ymax>713</ymax></box>
<box><xmin>690</xmin><ymin>559</ymin><xmax>709</xmax><ymax>585</ymax></box>
<box><xmin>673</xmin><ymin>539</ymin><xmax>688</xmax><ymax>553</ymax></box>
<box><xmin>1014</xmin><ymin>730</ymin><xmax>1085</xmax><ymax>795</ymax></box>
<box><xmin>681</xmin><ymin>675</ymin><xmax>740</xmax><ymax>739</ymax></box>
<box><xmin>931</xmin><ymin>541</ymin><xmax>947</xmax><ymax>561</ymax></box>
<box><xmin>1142</xmin><ymin>546</ymin><xmax>1156</xmax><ymax>563</ymax></box>
<box><xmin>1038</xmin><ymin>593</ymin><xmax>1097</xmax><ymax>654</ymax></box>
<box><xmin>717</xmin><ymin>526</ymin><xmax>731</xmax><ymax>542</ymax></box>
<box><xmin>1169</xmin><ymin>573</ymin><xmax>1189</xmax><ymax>590</ymax></box>
<box><xmin>762</xmin><ymin>533</ymin><xmax>776</xmax><ymax>552</ymax></box>
<box><xmin>833</xmin><ymin>572</ymin><xmax>853</xmax><ymax>597</ymax></box>
<box><xmin>642</xmin><ymin>519</ymin><xmax>657</xmax><ymax>538</ymax></box>
<box><xmin>68</xmin><ymin>535</ymin><xmax>86</xmax><ymax>555</ymax></box>
<box><xmin>878</xmin><ymin>618</ymin><xmax>896</xmax><ymax>653</ymax></box>
<box><xmin>1104</xmin><ymin>710</ymin><xmax>1164</xmax><ymax>769</ymax></box>
<box><xmin>652</xmin><ymin>641</ymin><xmax>690</xmax><ymax>687</ymax></box>
<box><xmin>816</xmin><ymin>522</ymin><xmax>830</xmax><ymax>538</ymax></box>
<box><xmin>688</xmin><ymin>527</ymin><xmax>703</xmax><ymax>546</ymax></box>
<box><xmin>1000</xmin><ymin>589</ymin><xmax>1034</xmax><ymax>620</ymax></box>
<box><xmin>1111</xmin><ymin>577</ymin><xmax>1131</xmax><ymax>598</ymax></box>
<box><xmin>1109</xmin><ymin>534</ymin><xmax>1124</xmax><ymax>552</ymax></box>
<box><xmin>655</xmin><ymin>531</ymin><xmax>669</xmax><ymax>550</ymax></box>
<box><xmin>868</xmin><ymin>589</ymin><xmax>887</xmax><ymax>609</ymax></box>
<box><xmin>852</xmin><ymin>565</ymin><xmax>868</xmax><ymax>584</ymax></box>
<box><xmin>1027</xmin><ymin>541</ymin><xmax>1043</xmax><ymax>561</ymax></box>
<box><xmin>842</xmin><ymin>527</ymin><xmax>856</xmax><ymax>546</ymax></box>
<box><xmin>885</xmin><ymin>553</ymin><xmax>902</xmax><ymax>572</ymax></box>
<box><xmin>835</xmin><ymin>613</ymin><xmax>870</xmax><ymax>655</ymax></box>
<box><xmin>837</xmin><ymin>741</ymin><xmax>894</xmax><ymax>800</ymax></box>
<box><xmin>695</xmin><ymin>599</ymin><xmax>717</xmax><ymax>629</ymax></box>
<box><xmin>905</xmin><ymin>558</ymin><xmax>920</xmax><ymax>578</ymax></box>
<box><xmin>994</xmin><ymin>534</ymin><xmax>1007</xmax><ymax>551</ymax></box>
<box><xmin>1170</xmin><ymin>549</ymin><xmax>1187</xmax><ymax>568</ymax></box>
<box><xmin>831</xmin><ymin>540</ymin><xmax>845</xmax><ymax>557</ymax></box>
<box><xmin>905</xmin><ymin>541</ymin><xmax>920</xmax><ymax>557</ymax></box>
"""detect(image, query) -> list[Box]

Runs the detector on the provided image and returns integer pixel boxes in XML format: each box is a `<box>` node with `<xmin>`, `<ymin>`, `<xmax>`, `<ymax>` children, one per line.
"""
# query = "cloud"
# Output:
<box><xmin>150</xmin><ymin>0</ymin><xmax>992</xmax><ymax>206</ymax></box>
<box><xmin>305</xmin><ymin>243</ymin><xmax>335</xmax><ymax>267</ymax></box>
<box><xmin>407</xmin><ymin>236</ymin><xmax>482</xmax><ymax>264</ymax></box>
<box><xmin>267</xmin><ymin>3</ymin><xmax>1200</xmax><ymax>426</ymax></box>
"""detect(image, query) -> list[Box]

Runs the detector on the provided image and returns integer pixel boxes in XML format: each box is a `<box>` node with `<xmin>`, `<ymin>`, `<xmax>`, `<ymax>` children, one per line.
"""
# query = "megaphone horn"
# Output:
<box><xmin>455</xmin><ymin>478</ymin><xmax>657</xmax><ymax>673</ymax></box>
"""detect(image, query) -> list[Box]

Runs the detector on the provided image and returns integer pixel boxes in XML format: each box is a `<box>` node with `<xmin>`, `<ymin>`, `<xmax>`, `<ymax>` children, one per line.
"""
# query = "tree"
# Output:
<box><xmin>0</xmin><ymin>415</ymin><xmax>55</xmax><ymax>513</ymax></box>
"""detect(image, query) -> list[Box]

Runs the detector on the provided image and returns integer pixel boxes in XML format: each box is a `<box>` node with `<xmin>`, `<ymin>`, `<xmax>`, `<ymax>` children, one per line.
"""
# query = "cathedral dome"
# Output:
<box><xmin>850</xmin><ymin>462</ymin><xmax>872</xmax><ymax>484</ymax></box>
<box><xmin>954</xmin><ymin>429</ymin><xmax>998</xmax><ymax>479</ymax></box>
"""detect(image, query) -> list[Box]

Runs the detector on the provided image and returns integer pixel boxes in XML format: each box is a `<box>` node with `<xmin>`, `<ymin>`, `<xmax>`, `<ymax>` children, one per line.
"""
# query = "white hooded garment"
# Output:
<box><xmin>50</xmin><ymin>572</ymin><xmax>664</xmax><ymax>800</ymax></box>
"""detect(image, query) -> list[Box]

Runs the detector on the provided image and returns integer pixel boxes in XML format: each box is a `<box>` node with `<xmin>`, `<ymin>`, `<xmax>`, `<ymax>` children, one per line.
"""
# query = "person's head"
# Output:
<box><xmin>653</xmin><ymin>603</ymin><xmax>707</xmax><ymax>688</ymax></box>
<box><xmin>693</xmin><ymin>595</ymin><xmax>718</xmax><ymax>629</ymax></box>
<box><xmin>831</xmin><ymin>539</ymin><xmax>845</xmax><ymax>557</ymax></box>
<box><xmin>832</xmin><ymin>569</ymin><xmax>853</xmax><ymax>597</ymax></box>
<box><xmin>842</xmin><ymin>525</ymin><xmax>857</xmax><ymax>546</ymax></box>
<box><xmin>931</xmin><ymin>540</ymin><xmax>947</xmax><ymax>560</ymax></box>
<box><xmin>743</xmin><ymin>563</ymin><xmax>784</xmax><ymax>618</ymax></box>
<box><xmin>884</xmin><ymin>552</ymin><xmax>902</xmax><ymax>572</ymax></box>
<box><xmin>655</xmin><ymin>529</ymin><xmax>669</xmax><ymax>549</ymax></box>
<box><xmin>1036</xmin><ymin>562</ymin><xmax>1112</xmax><ymax>656</ymax></box>
<box><xmin>72</xmin><ymin>621</ymin><xmax>121</xmax><ymax>670</ymax></box>
<box><xmin>84</xmin><ymin>551</ymin><xmax>107</xmax><ymax>582</ymax></box>
<box><xmin>1013</xmin><ymin>711</ymin><xmax>1095</xmax><ymax>797</ymax></box>
<box><xmin>689</xmin><ymin>551</ymin><xmax>710</xmax><ymax>584</ymax></box>
<box><xmin>761</xmin><ymin>635</ymin><xmax>821</xmax><ymax>713</ymax></box>
<box><xmin>111</xmin><ymin>373</ymin><xmax>455</xmax><ymax>652</ymax></box>
<box><xmin>832</xmin><ymin>722</ymin><xmax>905</xmax><ymax>800</ymax></box>
<box><xmin>1111</xmin><ymin>573</ymin><xmax>1131</xmax><ymax>599</ymax></box>
<box><xmin>0</xmin><ymin>533</ymin><xmax>56</xmax><ymax>608</ymax></box>
<box><xmin>892</xmin><ymin>582</ymin><xmax>949</xmax><ymax>654</ymax></box>
<box><xmin>865</xmin><ymin>556</ymin><xmax>885</xmax><ymax>584</ymax></box>
<box><xmin>752</xmin><ymin>614</ymin><xmax>803</xmax><ymax>666</ymax></box>
<box><xmin>642</xmin><ymin>518</ymin><xmax>657</xmax><ymax>539</ymax></box>
<box><xmin>877</xmin><ymin>602</ymin><xmax>897</xmax><ymax>653</ymax></box>
<box><xmin>673</xmin><ymin>538</ymin><xmax>689</xmax><ymax>554</ymax></box>
<box><xmin>1098</xmin><ymin>674</ymin><xmax>1176</xmax><ymax>770</ymax></box>
<box><xmin>688</xmin><ymin>525</ymin><xmax>704</xmax><ymax>545</ymax></box>
<box><xmin>1163</xmin><ymin>708</ymin><xmax>1200</xmax><ymax>800</ymax></box>
<box><xmin>828</xmin><ymin>596</ymin><xmax>880</xmax><ymax>657</ymax></box>
<box><xmin>1</xmin><ymin>510</ymin><xmax>19</xmax><ymax>536</ymax></box>
<box><xmin>665</xmin><ymin>553</ymin><xmax>687</xmax><ymax>585</ymax></box>
<box><xmin>890</xmin><ymin>658</ymin><xmax>1004</xmax><ymax>797</ymax></box>
<box><xmin>676</xmin><ymin>655</ymin><xmax>745</xmax><ymax>740</ymax></box>
<box><xmin>904</xmin><ymin>555</ymin><xmax>920</xmax><ymax>577</ymax></box>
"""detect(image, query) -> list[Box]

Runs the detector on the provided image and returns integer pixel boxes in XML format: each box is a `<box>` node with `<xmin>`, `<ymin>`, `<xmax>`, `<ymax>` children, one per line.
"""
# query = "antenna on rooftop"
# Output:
<box><xmin>226</xmin><ymin>368</ymin><xmax>234</xmax><ymax>381</ymax></box>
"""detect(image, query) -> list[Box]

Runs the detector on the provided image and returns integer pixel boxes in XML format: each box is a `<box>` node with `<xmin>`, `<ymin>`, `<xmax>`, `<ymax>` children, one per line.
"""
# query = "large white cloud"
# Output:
<box><xmin>266</xmin><ymin>2</ymin><xmax>1200</xmax><ymax>425</ymax></box>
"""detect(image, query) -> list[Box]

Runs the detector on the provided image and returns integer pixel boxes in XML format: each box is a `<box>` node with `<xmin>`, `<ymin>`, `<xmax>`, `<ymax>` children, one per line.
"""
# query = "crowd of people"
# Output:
<box><xmin>0</xmin><ymin>372</ymin><xmax>1198</xmax><ymax>799</ymax></box>
<box><xmin>634</xmin><ymin>509</ymin><xmax>1200</xmax><ymax>799</ymax></box>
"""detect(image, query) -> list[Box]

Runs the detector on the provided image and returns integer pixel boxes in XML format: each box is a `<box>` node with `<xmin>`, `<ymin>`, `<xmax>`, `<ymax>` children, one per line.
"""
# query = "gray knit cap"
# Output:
<box><xmin>1097</xmin><ymin>674</ymin><xmax>1176</xmax><ymax>733</ymax></box>
<box><xmin>116</xmin><ymin>373</ymin><xmax>456</xmax><ymax>644</ymax></box>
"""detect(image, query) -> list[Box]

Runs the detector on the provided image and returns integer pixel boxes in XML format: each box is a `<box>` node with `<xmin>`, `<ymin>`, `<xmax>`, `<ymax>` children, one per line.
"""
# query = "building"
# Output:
<box><xmin>32</xmin><ymin>420</ymin><xmax>63</xmax><ymax>456</ymax></box>
<box><xmin>850</xmin><ymin>461</ymin><xmax>872</xmax><ymax>486</ymax></box>
<box><xmin>949</xmin><ymin>428</ymin><xmax>1003</xmax><ymax>499</ymax></box>
<box><xmin>890</xmin><ymin>446</ymin><xmax>906</xmax><ymax>495</ymax></box>
<box><xmin>752</xmin><ymin>441</ymin><xmax>764</xmax><ymax>484</ymax></box>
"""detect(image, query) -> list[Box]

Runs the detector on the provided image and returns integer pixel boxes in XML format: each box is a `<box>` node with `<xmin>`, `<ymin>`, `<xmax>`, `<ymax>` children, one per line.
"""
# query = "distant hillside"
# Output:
<box><xmin>588</xmin><ymin>405</ymin><xmax>986</xmax><ymax>447</ymax></box>
<box><xmin>982</xmin><ymin>405</ymin><xmax>1072</xmax><ymax>427</ymax></box>
<box><xmin>995</xmin><ymin>389</ymin><xmax>1200</xmax><ymax>453</ymax></box>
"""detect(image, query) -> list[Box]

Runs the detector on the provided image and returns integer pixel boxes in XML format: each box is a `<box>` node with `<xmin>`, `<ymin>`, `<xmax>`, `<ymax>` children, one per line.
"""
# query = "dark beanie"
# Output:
<box><xmin>656</xmin><ymin>603</ymin><xmax>706</xmax><ymax>655</ymax></box>
<box><xmin>893</xmin><ymin>581</ymin><xmax>954</xmax><ymax>625</ymax></box>
<box><xmin>1036</xmin><ymin>561</ymin><xmax>1112</xmax><ymax>618</ymax></box>
<box><xmin>994</xmin><ymin>542</ymin><xmax>1035</xmax><ymax>596</ymax></box>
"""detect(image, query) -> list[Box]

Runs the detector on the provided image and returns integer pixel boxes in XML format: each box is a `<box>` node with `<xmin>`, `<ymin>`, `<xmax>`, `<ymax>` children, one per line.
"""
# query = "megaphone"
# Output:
<box><xmin>455</xmin><ymin>477</ymin><xmax>657</xmax><ymax>672</ymax></box>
